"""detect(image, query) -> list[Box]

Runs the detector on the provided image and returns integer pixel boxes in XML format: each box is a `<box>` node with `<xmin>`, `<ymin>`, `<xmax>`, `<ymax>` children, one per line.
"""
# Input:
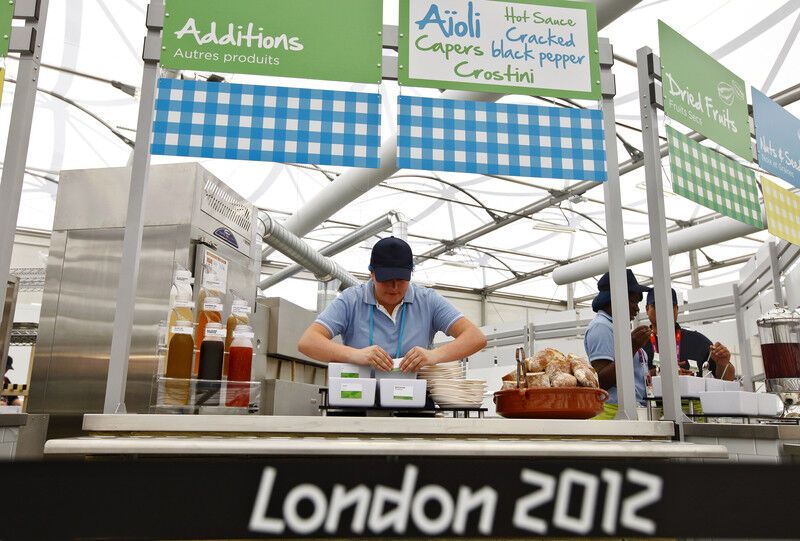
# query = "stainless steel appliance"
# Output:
<box><xmin>757</xmin><ymin>306</ymin><xmax>800</xmax><ymax>417</ymax></box>
<box><xmin>30</xmin><ymin>163</ymin><xmax>260</xmax><ymax>435</ymax></box>
<box><xmin>262</xmin><ymin>297</ymin><xmax>327</xmax><ymax>386</ymax></box>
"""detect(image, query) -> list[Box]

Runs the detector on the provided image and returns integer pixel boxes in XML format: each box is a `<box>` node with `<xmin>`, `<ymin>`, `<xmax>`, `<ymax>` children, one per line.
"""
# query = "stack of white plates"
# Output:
<box><xmin>418</xmin><ymin>361</ymin><xmax>466</xmax><ymax>381</ymax></box>
<box><xmin>428</xmin><ymin>379</ymin><xmax>487</xmax><ymax>407</ymax></box>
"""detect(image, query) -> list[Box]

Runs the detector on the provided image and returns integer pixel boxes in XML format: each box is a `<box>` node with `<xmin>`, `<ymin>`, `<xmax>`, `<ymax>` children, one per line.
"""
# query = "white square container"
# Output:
<box><xmin>651</xmin><ymin>375</ymin><xmax>705</xmax><ymax>397</ymax></box>
<box><xmin>722</xmin><ymin>380</ymin><xmax>740</xmax><ymax>392</ymax></box>
<box><xmin>704</xmin><ymin>377</ymin><xmax>725</xmax><ymax>392</ymax></box>
<box><xmin>379</xmin><ymin>378</ymin><xmax>427</xmax><ymax>408</ymax></box>
<box><xmin>757</xmin><ymin>393</ymin><xmax>784</xmax><ymax>417</ymax></box>
<box><xmin>328</xmin><ymin>363</ymin><xmax>372</xmax><ymax>380</ymax></box>
<box><xmin>328</xmin><ymin>377</ymin><xmax>376</xmax><ymax>407</ymax></box>
<box><xmin>375</xmin><ymin>358</ymin><xmax>417</xmax><ymax>381</ymax></box>
<box><xmin>699</xmin><ymin>391</ymin><xmax>759</xmax><ymax>416</ymax></box>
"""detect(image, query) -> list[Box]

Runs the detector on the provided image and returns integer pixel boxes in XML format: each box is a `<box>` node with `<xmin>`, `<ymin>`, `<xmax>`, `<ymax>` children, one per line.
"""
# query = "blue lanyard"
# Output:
<box><xmin>369</xmin><ymin>303</ymin><xmax>407</xmax><ymax>358</ymax></box>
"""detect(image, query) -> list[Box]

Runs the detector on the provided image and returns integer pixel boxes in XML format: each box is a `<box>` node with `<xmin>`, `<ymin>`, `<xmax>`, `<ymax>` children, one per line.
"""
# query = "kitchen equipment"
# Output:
<box><xmin>30</xmin><ymin>163</ymin><xmax>260</xmax><ymax>436</ymax></box>
<box><xmin>757</xmin><ymin>305</ymin><xmax>800</xmax><ymax>417</ymax></box>
<box><xmin>494</xmin><ymin>387</ymin><xmax>608</xmax><ymax>419</ymax></box>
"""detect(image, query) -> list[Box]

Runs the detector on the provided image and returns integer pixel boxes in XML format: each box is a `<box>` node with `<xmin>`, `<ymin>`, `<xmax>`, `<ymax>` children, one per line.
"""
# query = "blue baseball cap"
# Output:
<box><xmin>591</xmin><ymin>269</ymin><xmax>651</xmax><ymax>312</ymax></box>
<box><xmin>369</xmin><ymin>237</ymin><xmax>413</xmax><ymax>282</ymax></box>
<box><xmin>646</xmin><ymin>287</ymin><xmax>678</xmax><ymax>306</ymax></box>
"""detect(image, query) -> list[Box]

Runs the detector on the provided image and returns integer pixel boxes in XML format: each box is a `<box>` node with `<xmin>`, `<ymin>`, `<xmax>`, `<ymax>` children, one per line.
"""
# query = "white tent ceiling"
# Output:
<box><xmin>2</xmin><ymin>0</ymin><xmax>799</xmax><ymax>308</ymax></box>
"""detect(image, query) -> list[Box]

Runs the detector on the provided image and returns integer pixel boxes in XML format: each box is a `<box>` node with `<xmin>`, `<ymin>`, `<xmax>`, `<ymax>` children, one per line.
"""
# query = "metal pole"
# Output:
<box><xmin>0</xmin><ymin>0</ymin><xmax>50</xmax><ymax>339</ymax></box>
<box><xmin>769</xmin><ymin>241</ymin><xmax>784</xmax><ymax>307</ymax></box>
<box><xmin>732</xmin><ymin>283</ymin><xmax>755</xmax><ymax>391</ymax></box>
<box><xmin>599</xmin><ymin>39</ymin><xmax>637</xmax><ymax>420</ymax></box>
<box><xmin>636</xmin><ymin>46</ymin><xmax>687</xmax><ymax>430</ymax></box>
<box><xmin>689</xmin><ymin>250</ymin><xmax>700</xmax><ymax>289</ymax></box>
<box><xmin>566</xmin><ymin>283</ymin><xmax>575</xmax><ymax>311</ymax></box>
<box><xmin>103</xmin><ymin>2</ymin><xmax>163</xmax><ymax>414</ymax></box>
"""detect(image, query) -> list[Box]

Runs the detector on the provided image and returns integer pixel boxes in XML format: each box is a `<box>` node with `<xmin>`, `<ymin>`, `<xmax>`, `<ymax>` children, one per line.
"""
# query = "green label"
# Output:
<box><xmin>0</xmin><ymin>1</ymin><xmax>13</xmax><ymax>57</ymax></box>
<box><xmin>399</xmin><ymin>0</ymin><xmax>600</xmax><ymax>99</ymax></box>
<box><xmin>340</xmin><ymin>391</ymin><xmax>363</xmax><ymax>399</ymax></box>
<box><xmin>659</xmin><ymin>21</ymin><xmax>752</xmax><ymax>161</ymax></box>
<box><xmin>161</xmin><ymin>0</ymin><xmax>383</xmax><ymax>84</ymax></box>
<box><xmin>340</xmin><ymin>372</ymin><xmax>359</xmax><ymax>379</ymax></box>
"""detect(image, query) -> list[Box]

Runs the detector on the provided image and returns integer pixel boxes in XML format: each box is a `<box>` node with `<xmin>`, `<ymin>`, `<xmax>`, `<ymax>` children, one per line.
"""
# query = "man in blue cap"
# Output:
<box><xmin>584</xmin><ymin>269</ymin><xmax>652</xmax><ymax>419</ymax></box>
<box><xmin>299</xmin><ymin>237</ymin><xmax>487</xmax><ymax>372</ymax></box>
<box><xmin>642</xmin><ymin>288</ymin><xmax>735</xmax><ymax>380</ymax></box>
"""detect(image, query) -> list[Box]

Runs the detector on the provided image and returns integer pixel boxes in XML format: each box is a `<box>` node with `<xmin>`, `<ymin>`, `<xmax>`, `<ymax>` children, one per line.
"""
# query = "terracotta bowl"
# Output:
<box><xmin>493</xmin><ymin>387</ymin><xmax>609</xmax><ymax>419</ymax></box>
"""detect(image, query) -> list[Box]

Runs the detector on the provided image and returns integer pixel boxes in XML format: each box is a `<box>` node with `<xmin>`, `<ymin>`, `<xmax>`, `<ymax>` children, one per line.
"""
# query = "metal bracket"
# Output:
<box><xmin>646</xmin><ymin>52</ymin><xmax>662</xmax><ymax>80</ymax></box>
<box><xmin>648</xmin><ymin>81</ymin><xmax>664</xmax><ymax>109</ymax></box>
<box><xmin>13</xmin><ymin>0</ymin><xmax>41</xmax><ymax>21</ymax></box>
<box><xmin>382</xmin><ymin>55</ymin><xmax>398</xmax><ymax>81</ymax></box>
<box><xmin>146</xmin><ymin>2</ymin><xmax>165</xmax><ymax>30</ymax></box>
<box><xmin>601</xmin><ymin>71</ymin><xmax>616</xmax><ymax>98</ymax></box>
<box><xmin>382</xmin><ymin>24</ymin><xmax>398</xmax><ymax>49</ymax></box>
<box><xmin>142</xmin><ymin>34</ymin><xmax>162</xmax><ymax>63</ymax></box>
<box><xmin>8</xmin><ymin>26</ymin><xmax>35</xmax><ymax>54</ymax></box>
<box><xmin>599</xmin><ymin>38</ymin><xmax>614</xmax><ymax>67</ymax></box>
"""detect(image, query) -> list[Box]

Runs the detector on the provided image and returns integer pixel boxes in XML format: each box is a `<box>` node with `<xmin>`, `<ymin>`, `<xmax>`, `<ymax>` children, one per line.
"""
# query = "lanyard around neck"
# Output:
<box><xmin>369</xmin><ymin>303</ymin><xmax>407</xmax><ymax>359</ymax></box>
<box><xmin>650</xmin><ymin>328</ymin><xmax>681</xmax><ymax>361</ymax></box>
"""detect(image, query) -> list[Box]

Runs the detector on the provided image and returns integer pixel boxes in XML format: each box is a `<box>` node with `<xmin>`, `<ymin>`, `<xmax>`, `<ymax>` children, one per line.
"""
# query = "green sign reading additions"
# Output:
<box><xmin>0</xmin><ymin>0</ymin><xmax>14</xmax><ymax>57</ymax></box>
<box><xmin>659</xmin><ymin>20</ymin><xmax>752</xmax><ymax>161</ymax></box>
<box><xmin>161</xmin><ymin>0</ymin><xmax>383</xmax><ymax>84</ymax></box>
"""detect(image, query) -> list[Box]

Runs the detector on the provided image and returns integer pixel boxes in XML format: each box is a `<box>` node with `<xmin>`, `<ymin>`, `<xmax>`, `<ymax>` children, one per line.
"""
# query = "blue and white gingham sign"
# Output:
<box><xmin>152</xmin><ymin>78</ymin><xmax>381</xmax><ymax>168</ymax></box>
<box><xmin>397</xmin><ymin>96</ymin><xmax>607</xmax><ymax>181</ymax></box>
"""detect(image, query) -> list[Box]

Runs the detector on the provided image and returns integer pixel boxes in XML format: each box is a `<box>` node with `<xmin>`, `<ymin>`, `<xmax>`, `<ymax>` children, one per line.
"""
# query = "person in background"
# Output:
<box><xmin>298</xmin><ymin>237</ymin><xmax>487</xmax><ymax>373</ymax></box>
<box><xmin>584</xmin><ymin>270</ymin><xmax>652</xmax><ymax>420</ymax></box>
<box><xmin>642</xmin><ymin>288</ymin><xmax>735</xmax><ymax>380</ymax></box>
<box><xmin>1</xmin><ymin>356</ymin><xmax>21</xmax><ymax>407</ymax></box>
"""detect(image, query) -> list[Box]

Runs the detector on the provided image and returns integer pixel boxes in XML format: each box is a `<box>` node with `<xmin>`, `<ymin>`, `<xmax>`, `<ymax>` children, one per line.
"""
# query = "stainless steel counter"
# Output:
<box><xmin>41</xmin><ymin>413</ymin><xmax>728</xmax><ymax>459</ymax></box>
<box><xmin>0</xmin><ymin>414</ymin><xmax>27</xmax><ymax>427</ymax></box>
<box><xmin>684</xmin><ymin>422</ymin><xmax>800</xmax><ymax>441</ymax></box>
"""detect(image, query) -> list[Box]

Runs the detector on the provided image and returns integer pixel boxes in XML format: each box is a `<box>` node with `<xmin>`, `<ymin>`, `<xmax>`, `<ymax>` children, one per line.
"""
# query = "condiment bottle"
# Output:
<box><xmin>195</xmin><ymin>296</ymin><xmax>223</xmax><ymax>376</ymax></box>
<box><xmin>167</xmin><ymin>269</ymin><xmax>194</xmax><ymax>347</ymax></box>
<box><xmin>225</xmin><ymin>299</ymin><xmax>251</xmax><ymax>377</ymax></box>
<box><xmin>164</xmin><ymin>320</ymin><xmax>194</xmax><ymax>405</ymax></box>
<box><xmin>197</xmin><ymin>322</ymin><xmax>225</xmax><ymax>406</ymax></box>
<box><xmin>227</xmin><ymin>324</ymin><xmax>254</xmax><ymax>407</ymax></box>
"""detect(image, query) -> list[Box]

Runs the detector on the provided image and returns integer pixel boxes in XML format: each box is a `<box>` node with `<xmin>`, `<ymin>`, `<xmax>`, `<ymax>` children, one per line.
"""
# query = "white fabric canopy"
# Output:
<box><xmin>3</xmin><ymin>0</ymin><xmax>798</xmax><ymax>306</ymax></box>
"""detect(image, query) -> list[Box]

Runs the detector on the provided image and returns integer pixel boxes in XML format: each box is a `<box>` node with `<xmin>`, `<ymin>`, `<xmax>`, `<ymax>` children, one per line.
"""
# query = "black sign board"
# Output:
<box><xmin>1</xmin><ymin>458</ymin><xmax>796</xmax><ymax>539</ymax></box>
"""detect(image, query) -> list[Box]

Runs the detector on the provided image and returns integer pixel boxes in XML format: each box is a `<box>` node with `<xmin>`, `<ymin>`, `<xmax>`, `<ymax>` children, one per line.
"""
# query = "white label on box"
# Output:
<box><xmin>340</xmin><ymin>383</ymin><xmax>363</xmax><ymax>399</ymax></box>
<box><xmin>393</xmin><ymin>385</ymin><xmax>414</xmax><ymax>400</ymax></box>
<box><xmin>204</xmin><ymin>327</ymin><xmax>227</xmax><ymax>338</ymax></box>
<box><xmin>171</xmin><ymin>326</ymin><xmax>194</xmax><ymax>335</ymax></box>
<box><xmin>203</xmin><ymin>302</ymin><xmax>223</xmax><ymax>312</ymax></box>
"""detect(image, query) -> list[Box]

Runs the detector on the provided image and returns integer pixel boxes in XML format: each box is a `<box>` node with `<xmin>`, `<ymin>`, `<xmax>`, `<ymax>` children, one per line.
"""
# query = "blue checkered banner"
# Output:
<box><xmin>397</xmin><ymin>96</ymin><xmax>607</xmax><ymax>181</ymax></box>
<box><xmin>152</xmin><ymin>79</ymin><xmax>381</xmax><ymax>168</ymax></box>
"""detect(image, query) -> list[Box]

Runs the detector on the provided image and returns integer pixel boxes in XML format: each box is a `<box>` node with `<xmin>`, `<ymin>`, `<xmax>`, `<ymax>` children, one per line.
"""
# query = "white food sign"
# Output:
<box><xmin>400</xmin><ymin>0</ymin><xmax>600</xmax><ymax>98</ymax></box>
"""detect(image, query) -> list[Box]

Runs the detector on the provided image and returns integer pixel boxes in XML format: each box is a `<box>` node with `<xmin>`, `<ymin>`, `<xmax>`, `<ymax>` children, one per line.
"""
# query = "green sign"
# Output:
<box><xmin>161</xmin><ymin>0</ymin><xmax>383</xmax><ymax>84</ymax></box>
<box><xmin>659</xmin><ymin>21</ymin><xmax>752</xmax><ymax>161</ymax></box>
<box><xmin>399</xmin><ymin>0</ymin><xmax>600</xmax><ymax>99</ymax></box>
<box><xmin>0</xmin><ymin>0</ymin><xmax>14</xmax><ymax>57</ymax></box>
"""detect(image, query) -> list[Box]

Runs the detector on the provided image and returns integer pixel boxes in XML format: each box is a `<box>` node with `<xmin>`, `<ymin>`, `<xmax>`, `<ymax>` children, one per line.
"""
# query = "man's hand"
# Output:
<box><xmin>710</xmin><ymin>342</ymin><xmax>731</xmax><ymax>365</ymax></box>
<box><xmin>400</xmin><ymin>346</ymin><xmax>440</xmax><ymax>372</ymax></box>
<box><xmin>351</xmin><ymin>345</ymin><xmax>393</xmax><ymax>372</ymax></box>
<box><xmin>631</xmin><ymin>325</ymin><xmax>651</xmax><ymax>354</ymax></box>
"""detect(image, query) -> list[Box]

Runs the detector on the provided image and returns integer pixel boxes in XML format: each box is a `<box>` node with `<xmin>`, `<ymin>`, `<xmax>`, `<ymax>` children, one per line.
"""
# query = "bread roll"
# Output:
<box><xmin>501</xmin><ymin>381</ymin><xmax>518</xmax><ymax>390</ymax></box>
<box><xmin>525</xmin><ymin>355</ymin><xmax>547</xmax><ymax>373</ymax></box>
<box><xmin>525</xmin><ymin>371</ymin><xmax>551</xmax><ymax>388</ymax></box>
<box><xmin>567</xmin><ymin>353</ymin><xmax>599</xmax><ymax>388</ymax></box>
<box><xmin>550</xmin><ymin>372</ymin><xmax>579</xmax><ymax>388</ymax></box>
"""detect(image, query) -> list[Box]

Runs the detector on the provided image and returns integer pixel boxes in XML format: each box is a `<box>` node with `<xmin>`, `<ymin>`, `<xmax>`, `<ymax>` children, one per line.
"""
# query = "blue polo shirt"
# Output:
<box><xmin>584</xmin><ymin>310</ymin><xmax>647</xmax><ymax>405</ymax></box>
<box><xmin>315</xmin><ymin>281</ymin><xmax>464</xmax><ymax>357</ymax></box>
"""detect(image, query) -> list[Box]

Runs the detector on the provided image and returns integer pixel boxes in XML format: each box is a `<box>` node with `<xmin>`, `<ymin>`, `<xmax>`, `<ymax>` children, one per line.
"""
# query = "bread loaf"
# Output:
<box><xmin>567</xmin><ymin>354</ymin><xmax>599</xmax><ymax>388</ymax></box>
<box><xmin>525</xmin><ymin>371</ymin><xmax>551</xmax><ymax>388</ymax></box>
<box><xmin>550</xmin><ymin>372</ymin><xmax>579</xmax><ymax>387</ymax></box>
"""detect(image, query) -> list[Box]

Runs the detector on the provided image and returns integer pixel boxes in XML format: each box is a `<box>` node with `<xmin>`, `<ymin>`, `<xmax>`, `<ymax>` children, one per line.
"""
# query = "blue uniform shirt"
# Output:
<box><xmin>315</xmin><ymin>281</ymin><xmax>464</xmax><ymax>357</ymax></box>
<box><xmin>584</xmin><ymin>310</ymin><xmax>647</xmax><ymax>405</ymax></box>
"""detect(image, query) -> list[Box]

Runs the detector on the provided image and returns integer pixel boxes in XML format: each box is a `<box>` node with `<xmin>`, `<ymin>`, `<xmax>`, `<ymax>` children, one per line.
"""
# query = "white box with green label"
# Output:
<box><xmin>379</xmin><ymin>378</ymin><xmax>427</xmax><ymax>408</ymax></box>
<box><xmin>328</xmin><ymin>377</ymin><xmax>376</xmax><ymax>407</ymax></box>
<box><xmin>328</xmin><ymin>363</ymin><xmax>373</xmax><ymax>381</ymax></box>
